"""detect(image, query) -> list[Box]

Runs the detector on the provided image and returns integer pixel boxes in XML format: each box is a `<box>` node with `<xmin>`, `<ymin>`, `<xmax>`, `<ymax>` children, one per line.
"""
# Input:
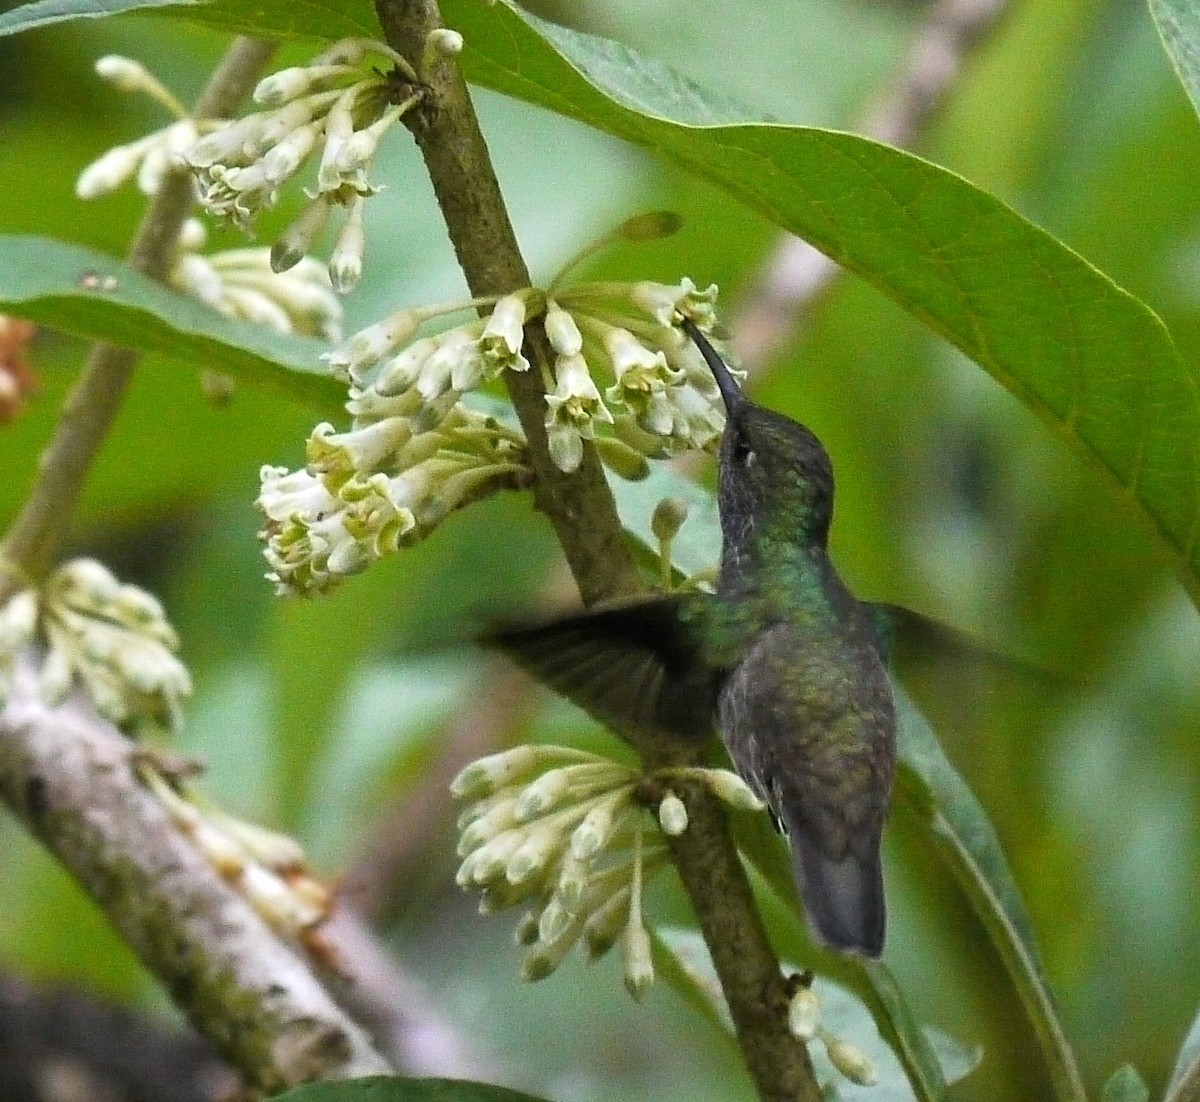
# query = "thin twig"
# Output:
<box><xmin>733</xmin><ymin>0</ymin><xmax>1011</xmax><ymax>373</ymax></box>
<box><xmin>372</xmin><ymin>4</ymin><xmax>821</xmax><ymax>1100</ymax></box>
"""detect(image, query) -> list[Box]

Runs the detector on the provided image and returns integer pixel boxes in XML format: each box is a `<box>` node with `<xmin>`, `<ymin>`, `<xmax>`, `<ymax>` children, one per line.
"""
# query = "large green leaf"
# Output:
<box><xmin>6</xmin><ymin>0</ymin><xmax>1197</xmax><ymax>596</ymax></box>
<box><xmin>271</xmin><ymin>1079</ymin><xmax>553</xmax><ymax>1102</ymax></box>
<box><xmin>0</xmin><ymin>235</ymin><xmax>339</xmax><ymax>403</ymax></box>
<box><xmin>1151</xmin><ymin>0</ymin><xmax>1200</xmax><ymax>122</ymax></box>
<box><xmin>0</xmin><ymin>0</ymin><xmax>370</xmax><ymax>38</ymax></box>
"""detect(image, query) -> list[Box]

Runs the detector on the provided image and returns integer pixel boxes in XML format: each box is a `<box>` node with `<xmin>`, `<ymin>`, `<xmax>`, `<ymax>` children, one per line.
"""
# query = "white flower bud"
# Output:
<box><xmin>38</xmin><ymin>645</ymin><xmax>74</xmax><ymax>706</ymax></box>
<box><xmin>95</xmin><ymin>55</ymin><xmax>154</xmax><ymax>93</ymax></box>
<box><xmin>261</xmin><ymin>120</ymin><xmax>321</xmax><ymax>184</ymax></box>
<box><xmin>657</xmin><ymin>793</ymin><xmax>688</xmax><ymax>836</ymax></box>
<box><xmin>172</xmin><ymin>254</ymin><xmax>225</xmax><ymax>309</ymax></box>
<box><xmin>697</xmin><ymin>768</ymin><xmax>765</xmax><ymax>812</ymax></box>
<box><xmin>537</xmin><ymin>897</ymin><xmax>572</xmax><ymax>945</ymax></box>
<box><xmin>544</xmin><ymin>300</ymin><xmax>583</xmax><ymax>356</ymax></box>
<box><xmin>570</xmin><ymin>795</ymin><xmax>628</xmax><ymax>860</ymax></box>
<box><xmin>787</xmin><ymin>987</ymin><xmax>820</xmax><ymax>1041</ymax></box>
<box><xmin>460</xmin><ymin>828</ymin><xmax>525</xmax><ymax>887</ymax></box>
<box><xmin>620</xmin><ymin>917</ymin><xmax>655</xmax><ymax>1002</ymax></box>
<box><xmin>253</xmin><ymin>63</ymin><xmax>355</xmax><ymax>106</ymax></box>
<box><xmin>824</xmin><ymin>1037</ymin><xmax>878</xmax><ymax>1087</ymax></box>
<box><xmin>505</xmin><ymin>824</ymin><xmax>564</xmax><ymax>885</ymax></box>
<box><xmin>0</xmin><ymin>590</ymin><xmax>38</xmax><ymax>651</ymax></box>
<box><xmin>457</xmin><ymin>796</ymin><xmax>520</xmax><ymax>856</ymax></box>
<box><xmin>325</xmin><ymin>307</ymin><xmax>424</xmax><ymax>377</ymax></box>
<box><xmin>374</xmin><ymin>336</ymin><xmax>439</xmax><ymax>396</ymax></box>
<box><xmin>426</xmin><ymin>28</ymin><xmax>463</xmax><ymax>57</ymax></box>
<box><xmin>451</xmin><ymin>745</ymin><xmax>585</xmax><ymax>799</ymax></box>
<box><xmin>316</xmin><ymin>87</ymin><xmax>357</xmax><ymax>193</ymax></box>
<box><xmin>554</xmin><ymin>852</ymin><xmax>591</xmax><ymax>912</ymax></box>
<box><xmin>415</xmin><ymin>329</ymin><xmax>477</xmax><ymax>400</ymax></box>
<box><xmin>76</xmin><ymin>142</ymin><xmax>147</xmax><ymax>199</ymax></box>
<box><xmin>271</xmin><ymin>196</ymin><xmax>332</xmax><ymax>274</ymax></box>
<box><xmin>329</xmin><ymin>198</ymin><xmax>365</xmax><ymax>294</ymax></box>
<box><xmin>514</xmin><ymin>767</ymin><xmax>574</xmax><ymax>821</ymax></box>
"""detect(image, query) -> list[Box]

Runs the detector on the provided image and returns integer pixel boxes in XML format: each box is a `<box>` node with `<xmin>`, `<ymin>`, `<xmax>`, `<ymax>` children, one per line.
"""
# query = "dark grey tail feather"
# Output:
<box><xmin>790</xmin><ymin>831</ymin><xmax>886</xmax><ymax>958</ymax></box>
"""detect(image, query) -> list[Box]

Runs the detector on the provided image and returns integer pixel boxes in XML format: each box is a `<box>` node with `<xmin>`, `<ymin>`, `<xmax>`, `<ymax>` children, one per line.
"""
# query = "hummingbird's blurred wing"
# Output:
<box><xmin>482</xmin><ymin>594</ymin><xmax>719</xmax><ymax>742</ymax></box>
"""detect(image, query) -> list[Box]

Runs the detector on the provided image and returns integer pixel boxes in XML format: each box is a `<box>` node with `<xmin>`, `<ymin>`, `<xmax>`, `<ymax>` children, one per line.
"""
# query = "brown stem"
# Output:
<box><xmin>0</xmin><ymin>37</ymin><xmax>278</xmax><ymax>599</ymax></box>
<box><xmin>372</xmin><ymin>4</ymin><xmax>820</xmax><ymax>1099</ymax></box>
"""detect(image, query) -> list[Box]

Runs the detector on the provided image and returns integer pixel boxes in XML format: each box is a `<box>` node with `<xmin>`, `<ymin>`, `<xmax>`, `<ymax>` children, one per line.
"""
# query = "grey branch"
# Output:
<box><xmin>0</xmin><ymin>651</ymin><xmax>391</xmax><ymax>1091</ymax></box>
<box><xmin>734</xmin><ymin>0</ymin><xmax>1011</xmax><ymax>372</ymax></box>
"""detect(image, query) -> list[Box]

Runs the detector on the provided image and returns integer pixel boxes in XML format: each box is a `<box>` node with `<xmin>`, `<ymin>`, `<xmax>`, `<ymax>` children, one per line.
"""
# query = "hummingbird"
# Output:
<box><xmin>487</xmin><ymin>320</ymin><xmax>896</xmax><ymax>957</ymax></box>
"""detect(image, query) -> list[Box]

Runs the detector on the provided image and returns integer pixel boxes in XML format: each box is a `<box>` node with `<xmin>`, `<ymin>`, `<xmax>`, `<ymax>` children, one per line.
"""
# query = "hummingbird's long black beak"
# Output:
<box><xmin>682</xmin><ymin>318</ymin><xmax>744</xmax><ymax>412</ymax></box>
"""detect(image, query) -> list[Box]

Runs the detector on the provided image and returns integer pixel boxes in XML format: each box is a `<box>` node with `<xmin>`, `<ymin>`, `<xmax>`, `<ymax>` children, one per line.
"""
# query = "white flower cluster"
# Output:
<box><xmin>787</xmin><ymin>985</ymin><xmax>879</xmax><ymax>1087</ymax></box>
<box><xmin>169</xmin><ymin>219</ymin><xmax>342</xmax><ymax>341</ymax></box>
<box><xmin>450</xmin><ymin>744</ymin><xmax>764</xmax><ymax>1001</ymax></box>
<box><xmin>539</xmin><ymin>278</ymin><xmax>725</xmax><ymax>473</ymax></box>
<box><xmin>0</xmin><ymin>559</ymin><xmax>191</xmax><ymax>737</ymax></box>
<box><xmin>76</xmin><ymin>56</ymin><xmax>344</xmax><ymax>340</ymax></box>
<box><xmin>258</xmin><ymin>278</ymin><xmax>727</xmax><ymax>594</ymax></box>
<box><xmin>184</xmin><ymin>38</ymin><xmax>425</xmax><ymax>293</ymax></box>
<box><xmin>258</xmin><ymin>378</ymin><xmax>531</xmax><ymax>595</ymax></box>
<box><xmin>142</xmin><ymin>768</ymin><xmax>332</xmax><ymax>950</ymax></box>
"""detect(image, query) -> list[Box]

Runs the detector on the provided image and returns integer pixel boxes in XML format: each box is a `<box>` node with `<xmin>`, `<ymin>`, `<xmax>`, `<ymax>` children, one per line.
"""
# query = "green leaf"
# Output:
<box><xmin>893</xmin><ymin>685</ymin><xmax>1087</xmax><ymax>1102</ymax></box>
<box><xmin>0</xmin><ymin>235</ymin><xmax>339</xmax><ymax>404</ymax></box>
<box><xmin>0</xmin><ymin>0</ymin><xmax>372</xmax><ymax>38</ymax></box>
<box><xmin>1102</xmin><ymin>1064</ymin><xmax>1150</xmax><ymax>1102</ymax></box>
<box><xmin>1151</xmin><ymin>0</ymin><xmax>1200</xmax><ymax>122</ymax></box>
<box><xmin>654</xmin><ymin>927</ymin><xmax>980</xmax><ymax>1102</ymax></box>
<box><xmin>272</xmin><ymin>1079</ymin><xmax>554</xmax><ymax>1102</ymax></box>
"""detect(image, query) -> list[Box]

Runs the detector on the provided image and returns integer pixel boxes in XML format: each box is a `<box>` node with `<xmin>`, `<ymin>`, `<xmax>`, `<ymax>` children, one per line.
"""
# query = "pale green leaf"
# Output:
<box><xmin>0</xmin><ymin>235</ymin><xmax>339</xmax><ymax>403</ymax></box>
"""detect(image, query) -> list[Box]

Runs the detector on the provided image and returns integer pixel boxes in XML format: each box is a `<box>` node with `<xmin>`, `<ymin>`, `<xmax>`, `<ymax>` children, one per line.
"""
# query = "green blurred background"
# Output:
<box><xmin>2</xmin><ymin>0</ymin><xmax>1199</xmax><ymax>1099</ymax></box>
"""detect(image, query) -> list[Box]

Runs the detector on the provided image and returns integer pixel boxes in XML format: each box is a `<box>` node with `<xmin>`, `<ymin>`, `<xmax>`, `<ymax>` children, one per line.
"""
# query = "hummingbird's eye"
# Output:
<box><xmin>732</xmin><ymin>437</ymin><xmax>755</xmax><ymax>468</ymax></box>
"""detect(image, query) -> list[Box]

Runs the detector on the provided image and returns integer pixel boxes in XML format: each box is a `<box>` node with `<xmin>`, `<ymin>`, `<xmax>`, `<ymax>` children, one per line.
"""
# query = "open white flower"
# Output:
<box><xmin>544</xmin><ymin>353</ymin><xmax>613</xmax><ymax>473</ymax></box>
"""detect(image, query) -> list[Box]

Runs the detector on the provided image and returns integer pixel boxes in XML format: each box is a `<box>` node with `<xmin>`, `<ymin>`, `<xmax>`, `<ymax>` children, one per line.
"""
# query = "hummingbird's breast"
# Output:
<box><xmin>715</xmin><ymin>598</ymin><xmax>896</xmax><ymax>862</ymax></box>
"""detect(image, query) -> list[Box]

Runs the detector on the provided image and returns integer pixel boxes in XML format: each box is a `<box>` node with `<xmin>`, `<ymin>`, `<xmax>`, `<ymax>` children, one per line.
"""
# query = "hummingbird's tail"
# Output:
<box><xmin>789</xmin><ymin>827</ymin><xmax>886</xmax><ymax>958</ymax></box>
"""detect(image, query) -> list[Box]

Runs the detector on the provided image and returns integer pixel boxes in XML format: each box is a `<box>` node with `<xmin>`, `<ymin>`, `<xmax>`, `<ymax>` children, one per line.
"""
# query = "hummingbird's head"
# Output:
<box><xmin>683</xmin><ymin>321</ymin><xmax>835</xmax><ymax>551</ymax></box>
